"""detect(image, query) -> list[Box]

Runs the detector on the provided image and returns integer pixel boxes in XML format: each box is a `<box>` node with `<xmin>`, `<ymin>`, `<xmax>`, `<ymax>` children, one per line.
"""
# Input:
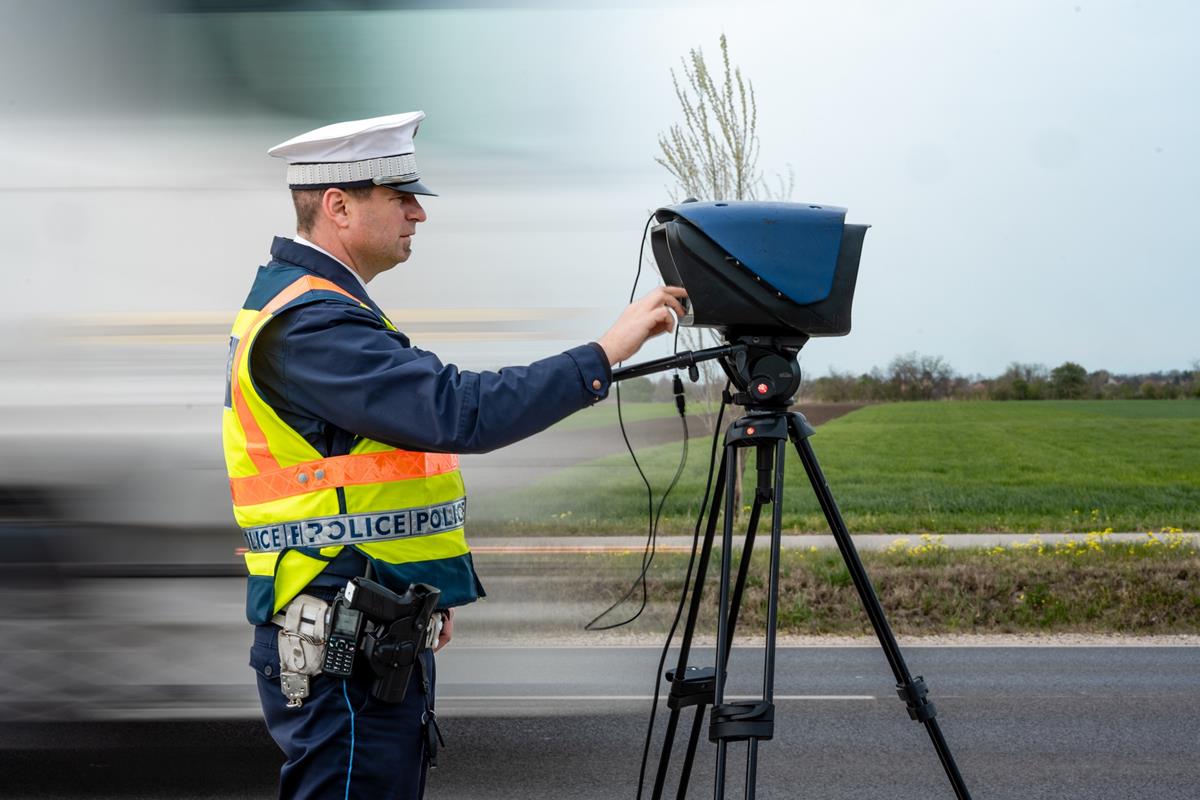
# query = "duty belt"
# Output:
<box><xmin>242</xmin><ymin>497</ymin><xmax>466</xmax><ymax>553</ymax></box>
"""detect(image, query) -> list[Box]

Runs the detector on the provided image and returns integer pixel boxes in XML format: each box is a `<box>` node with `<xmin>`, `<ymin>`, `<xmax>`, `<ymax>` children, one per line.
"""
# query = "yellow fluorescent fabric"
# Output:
<box><xmin>343</xmin><ymin>471</ymin><xmax>465</xmax><ymax>513</ymax></box>
<box><xmin>356</xmin><ymin>529</ymin><xmax>471</xmax><ymax>565</ymax></box>
<box><xmin>272</xmin><ymin>551</ymin><xmax>330</xmax><ymax>612</ymax></box>
<box><xmin>245</xmin><ymin>551</ymin><xmax>281</xmax><ymax>577</ymax></box>
<box><xmin>233</xmin><ymin>315</ymin><xmax>322</xmax><ymax>471</ymax></box>
<box><xmin>223</xmin><ymin>273</ymin><xmax>477</xmax><ymax>621</ymax></box>
<box><xmin>232</xmin><ymin>487</ymin><xmax>342</xmax><ymax>530</ymax></box>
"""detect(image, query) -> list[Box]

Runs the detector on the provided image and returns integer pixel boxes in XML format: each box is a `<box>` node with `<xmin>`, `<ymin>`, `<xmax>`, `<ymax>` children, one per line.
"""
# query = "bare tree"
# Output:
<box><xmin>655</xmin><ymin>33</ymin><xmax>794</xmax><ymax>517</ymax></box>
<box><xmin>656</xmin><ymin>34</ymin><xmax>793</xmax><ymax>203</ymax></box>
<box><xmin>887</xmin><ymin>352</ymin><xmax>957</xmax><ymax>400</ymax></box>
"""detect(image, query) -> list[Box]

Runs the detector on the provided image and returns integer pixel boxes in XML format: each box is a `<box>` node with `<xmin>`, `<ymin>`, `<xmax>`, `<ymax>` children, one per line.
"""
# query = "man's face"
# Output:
<box><xmin>343</xmin><ymin>186</ymin><xmax>427</xmax><ymax>275</ymax></box>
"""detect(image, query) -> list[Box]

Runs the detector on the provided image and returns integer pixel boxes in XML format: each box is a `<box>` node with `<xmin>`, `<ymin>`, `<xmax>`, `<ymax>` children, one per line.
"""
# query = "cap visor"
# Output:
<box><xmin>379</xmin><ymin>178</ymin><xmax>438</xmax><ymax>197</ymax></box>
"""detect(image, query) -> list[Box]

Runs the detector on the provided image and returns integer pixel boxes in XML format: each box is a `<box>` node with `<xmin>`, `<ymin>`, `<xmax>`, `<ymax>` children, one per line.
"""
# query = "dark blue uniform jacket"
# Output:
<box><xmin>248</xmin><ymin>236</ymin><xmax>612</xmax><ymax>586</ymax></box>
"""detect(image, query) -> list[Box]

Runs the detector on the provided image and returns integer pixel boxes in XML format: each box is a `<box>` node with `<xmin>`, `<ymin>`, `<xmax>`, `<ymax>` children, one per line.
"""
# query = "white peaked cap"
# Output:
<box><xmin>267</xmin><ymin>111</ymin><xmax>436</xmax><ymax>195</ymax></box>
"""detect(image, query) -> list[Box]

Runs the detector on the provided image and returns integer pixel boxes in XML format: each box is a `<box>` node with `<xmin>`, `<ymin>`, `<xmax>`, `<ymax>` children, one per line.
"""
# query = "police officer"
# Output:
<box><xmin>222</xmin><ymin>111</ymin><xmax>687</xmax><ymax>799</ymax></box>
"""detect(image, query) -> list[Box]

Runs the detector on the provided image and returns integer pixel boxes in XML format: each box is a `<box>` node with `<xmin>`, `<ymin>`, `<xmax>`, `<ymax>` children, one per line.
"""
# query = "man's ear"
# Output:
<box><xmin>321</xmin><ymin>188</ymin><xmax>352</xmax><ymax>230</ymax></box>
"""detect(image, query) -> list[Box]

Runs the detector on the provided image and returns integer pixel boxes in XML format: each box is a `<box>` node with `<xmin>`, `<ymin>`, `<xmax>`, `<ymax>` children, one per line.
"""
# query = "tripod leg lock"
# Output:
<box><xmin>709</xmin><ymin>701</ymin><xmax>775</xmax><ymax>742</ymax></box>
<box><xmin>665</xmin><ymin>665</ymin><xmax>717</xmax><ymax>710</ymax></box>
<box><xmin>896</xmin><ymin>676</ymin><xmax>938</xmax><ymax>723</ymax></box>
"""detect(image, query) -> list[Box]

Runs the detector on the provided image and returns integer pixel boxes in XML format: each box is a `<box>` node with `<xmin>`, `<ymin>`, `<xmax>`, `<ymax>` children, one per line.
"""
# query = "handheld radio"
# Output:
<box><xmin>322</xmin><ymin>590</ymin><xmax>365</xmax><ymax>678</ymax></box>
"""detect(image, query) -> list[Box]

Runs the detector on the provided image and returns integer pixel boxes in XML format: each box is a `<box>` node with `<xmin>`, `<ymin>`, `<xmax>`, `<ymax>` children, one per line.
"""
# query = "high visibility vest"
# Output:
<box><xmin>223</xmin><ymin>264</ymin><xmax>483</xmax><ymax>624</ymax></box>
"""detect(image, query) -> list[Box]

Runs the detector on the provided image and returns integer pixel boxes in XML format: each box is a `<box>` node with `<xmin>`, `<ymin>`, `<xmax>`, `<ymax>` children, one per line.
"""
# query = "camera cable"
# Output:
<box><xmin>585</xmin><ymin>212</ymin><xmax>688</xmax><ymax>631</ymax></box>
<box><xmin>582</xmin><ymin>208</ymin><xmax>733</xmax><ymax>794</ymax></box>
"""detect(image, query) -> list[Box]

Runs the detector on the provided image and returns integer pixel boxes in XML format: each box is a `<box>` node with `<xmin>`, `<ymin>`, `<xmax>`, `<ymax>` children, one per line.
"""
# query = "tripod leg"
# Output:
<box><xmin>734</xmin><ymin>438</ymin><xmax>787</xmax><ymax>800</ymax></box>
<box><xmin>745</xmin><ymin>740</ymin><xmax>758</xmax><ymax>800</ymax></box>
<box><xmin>789</xmin><ymin>417</ymin><xmax>974</xmax><ymax>800</ymax></box>
<box><xmin>652</xmin><ymin>453</ymin><xmax>729</xmax><ymax>800</ymax></box>
<box><xmin>715</xmin><ymin>739</ymin><xmax>729</xmax><ymax>800</ymax></box>
<box><xmin>718</xmin><ymin>488</ymin><xmax>763</xmax><ymax>800</ymax></box>
<box><xmin>672</xmin><ymin>451</ymin><xmax>728</xmax><ymax>685</ymax></box>
<box><xmin>651</xmin><ymin>711</ymin><xmax>681</xmax><ymax>800</ymax></box>
<box><xmin>674</xmin><ymin>445</ymin><xmax>770</xmax><ymax>800</ymax></box>
<box><xmin>712</xmin><ymin>441</ymin><xmax>740</xmax><ymax>800</ymax></box>
<box><xmin>761</xmin><ymin>439</ymin><xmax>787</xmax><ymax>707</ymax></box>
<box><xmin>724</xmin><ymin>473</ymin><xmax>767</xmax><ymax>658</ymax></box>
<box><xmin>699</xmin><ymin>429</ymin><xmax>787</xmax><ymax>800</ymax></box>
<box><xmin>675</xmin><ymin>705</ymin><xmax>705</xmax><ymax>800</ymax></box>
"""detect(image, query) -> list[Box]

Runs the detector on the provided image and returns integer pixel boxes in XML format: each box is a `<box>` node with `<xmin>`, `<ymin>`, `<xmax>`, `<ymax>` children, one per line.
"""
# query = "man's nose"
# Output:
<box><xmin>407</xmin><ymin>198</ymin><xmax>427</xmax><ymax>222</ymax></box>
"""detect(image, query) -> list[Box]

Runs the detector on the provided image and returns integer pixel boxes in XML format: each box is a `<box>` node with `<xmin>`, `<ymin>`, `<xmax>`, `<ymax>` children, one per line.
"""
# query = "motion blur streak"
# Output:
<box><xmin>0</xmin><ymin>1</ymin><xmax>629</xmax><ymax>723</ymax></box>
<box><xmin>3</xmin><ymin>0</ymin><xmax>1198</xmax><ymax>726</ymax></box>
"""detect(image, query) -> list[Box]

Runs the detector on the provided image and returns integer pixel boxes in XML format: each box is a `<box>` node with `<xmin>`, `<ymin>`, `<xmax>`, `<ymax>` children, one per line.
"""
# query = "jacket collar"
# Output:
<box><xmin>268</xmin><ymin>236</ymin><xmax>386</xmax><ymax>317</ymax></box>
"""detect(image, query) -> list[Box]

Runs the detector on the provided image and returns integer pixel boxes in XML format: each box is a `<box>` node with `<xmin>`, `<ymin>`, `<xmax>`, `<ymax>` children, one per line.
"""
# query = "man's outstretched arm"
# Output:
<box><xmin>252</xmin><ymin>287</ymin><xmax>687</xmax><ymax>454</ymax></box>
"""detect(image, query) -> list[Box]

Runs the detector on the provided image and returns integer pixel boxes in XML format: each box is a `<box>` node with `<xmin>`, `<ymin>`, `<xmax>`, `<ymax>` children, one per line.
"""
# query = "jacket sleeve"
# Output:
<box><xmin>252</xmin><ymin>300</ymin><xmax>613</xmax><ymax>454</ymax></box>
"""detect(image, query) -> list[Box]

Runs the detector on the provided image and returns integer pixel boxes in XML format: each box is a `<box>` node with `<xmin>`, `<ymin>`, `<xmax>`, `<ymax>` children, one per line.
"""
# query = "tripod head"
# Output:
<box><xmin>611</xmin><ymin>334</ymin><xmax>805</xmax><ymax>409</ymax></box>
<box><xmin>716</xmin><ymin>334</ymin><xmax>805</xmax><ymax>408</ymax></box>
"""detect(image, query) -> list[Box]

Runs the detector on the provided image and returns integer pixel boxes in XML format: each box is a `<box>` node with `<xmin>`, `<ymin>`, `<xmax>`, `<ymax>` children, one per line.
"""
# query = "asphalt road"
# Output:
<box><xmin>5</xmin><ymin>645</ymin><xmax>1198</xmax><ymax>799</ymax></box>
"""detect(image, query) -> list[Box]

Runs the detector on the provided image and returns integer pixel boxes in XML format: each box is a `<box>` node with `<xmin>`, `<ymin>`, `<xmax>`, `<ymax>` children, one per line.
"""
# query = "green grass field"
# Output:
<box><xmin>547</xmin><ymin>400</ymin><xmax>682</xmax><ymax>431</ymax></box>
<box><xmin>473</xmin><ymin>401</ymin><xmax>1200</xmax><ymax>534</ymax></box>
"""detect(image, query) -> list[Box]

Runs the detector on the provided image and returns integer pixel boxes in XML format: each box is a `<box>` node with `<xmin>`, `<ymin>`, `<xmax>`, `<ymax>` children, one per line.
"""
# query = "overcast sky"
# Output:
<box><xmin>2</xmin><ymin>0</ymin><xmax>1196</xmax><ymax>378</ymax></box>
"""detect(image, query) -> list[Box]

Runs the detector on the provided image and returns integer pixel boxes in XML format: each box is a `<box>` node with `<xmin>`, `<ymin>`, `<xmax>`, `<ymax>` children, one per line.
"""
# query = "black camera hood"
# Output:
<box><xmin>651</xmin><ymin>201</ymin><xmax>868</xmax><ymax>338</ymax></box>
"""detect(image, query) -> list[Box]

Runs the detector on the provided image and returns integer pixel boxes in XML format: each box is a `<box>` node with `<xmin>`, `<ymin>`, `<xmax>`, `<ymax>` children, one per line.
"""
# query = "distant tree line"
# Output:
<box><xmin>801</xmin><ymin>354</ymin><xmax>1199</xmax><ymax>402</ymax></box>
<box><xmin>617</xmin><ymin>353</ymin><xmax>1200</xmax><ymax>403</ymax></box>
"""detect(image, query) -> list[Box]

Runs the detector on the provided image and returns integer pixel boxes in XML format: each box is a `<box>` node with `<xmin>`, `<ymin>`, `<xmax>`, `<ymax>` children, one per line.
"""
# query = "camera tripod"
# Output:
<box><xmin>644</xmin><ymin>405</ymin><xmax>974</xmax><ymax>800</ymax></box>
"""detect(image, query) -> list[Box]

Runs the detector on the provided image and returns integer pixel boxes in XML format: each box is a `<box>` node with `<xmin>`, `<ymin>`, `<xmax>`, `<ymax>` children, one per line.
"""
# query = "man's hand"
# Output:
<box><xmin>433</xmin><ymin>608</ymin><xmax>453</xmax><ymax>653</ymax></box>
<box><xmin>596</xmin><ymin>286</ymin><xmax>689</xmax><ymax>365</ymax></box>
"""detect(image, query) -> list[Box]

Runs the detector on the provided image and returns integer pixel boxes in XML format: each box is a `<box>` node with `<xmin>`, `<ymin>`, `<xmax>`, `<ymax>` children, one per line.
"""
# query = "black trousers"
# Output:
<box><xmin>250</xmin><ymin>623</ymin><xmax>435</xmax><ymax>800</ymax></box>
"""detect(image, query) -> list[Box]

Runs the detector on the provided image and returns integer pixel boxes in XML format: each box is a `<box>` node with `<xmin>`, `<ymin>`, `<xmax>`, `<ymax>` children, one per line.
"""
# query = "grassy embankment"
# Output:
<box><xmin>474</xmin><ymin>400</ymin><xmax>1200</xmax><ymax>535</ymax></box>
<box><xmin>480</xmin><ymin>532</ymin><xmax>1198</xmax><ymax>635</ymax></box>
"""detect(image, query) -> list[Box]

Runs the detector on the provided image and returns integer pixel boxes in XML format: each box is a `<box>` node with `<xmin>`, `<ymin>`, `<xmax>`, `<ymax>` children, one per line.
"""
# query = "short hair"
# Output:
<box><xmin>291</xmin><ymin>185</ymin><xmax>375</xmax><ymax>233</ymax></box>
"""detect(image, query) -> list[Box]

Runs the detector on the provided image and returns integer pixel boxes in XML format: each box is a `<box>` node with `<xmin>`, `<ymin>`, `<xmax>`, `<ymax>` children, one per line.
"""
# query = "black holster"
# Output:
<box><xmin>345</xmin><ymin>577</ymin><xmax>441</xmax><ymax>704</ymax></box>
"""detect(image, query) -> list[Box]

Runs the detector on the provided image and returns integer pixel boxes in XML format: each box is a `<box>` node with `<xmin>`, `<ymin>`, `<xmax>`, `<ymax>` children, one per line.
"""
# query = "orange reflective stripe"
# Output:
<box><xmin>230</xmin><ymin>450</ymin><xmax>460</xmax><ymax>507</ymax></box>
<box><xmin>236</xmin><ymin>412</ymin><xmax>277</xmax><ymax>471</ymax></box>
<box><xmin>231</xmin><ymin>339</ymin><xmax>278</xmax><ymax>472</ymax></box>
<box><xmin>230</xmin><ymin>276</ymin><xmax>363</xmax><ymax>474</ymax></box>
<box><xmin>262</xmin><ymin>275</ymin><xmax>360</xmax><ymax>315</ymax></box>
